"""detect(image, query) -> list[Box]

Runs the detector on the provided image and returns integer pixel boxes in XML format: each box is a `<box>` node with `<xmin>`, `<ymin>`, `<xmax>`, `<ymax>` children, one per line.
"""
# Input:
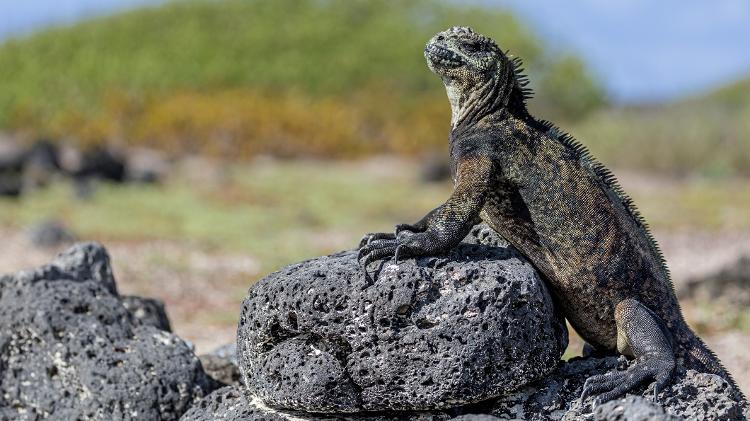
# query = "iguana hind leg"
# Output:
<box><xmin>581</xmin><ymin>298</ymin><xmax>676</xmax><ymax>405</ymax></box>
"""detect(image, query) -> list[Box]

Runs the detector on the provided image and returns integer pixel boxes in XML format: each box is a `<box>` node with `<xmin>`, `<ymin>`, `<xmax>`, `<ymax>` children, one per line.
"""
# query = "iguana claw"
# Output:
<box><xmin>580</xmin><ymin>357</ymin><xmax>675</xmax><ymax>405</ymax></box>
<box><xmin>358</xmin><ymin>239</ymin><xmax>399</xmax><ymax>268</ymax></box>
<box><xmin>358</xmin><ymin>232</ymin><xmax>396</xmax><ymax>248</ymax></box>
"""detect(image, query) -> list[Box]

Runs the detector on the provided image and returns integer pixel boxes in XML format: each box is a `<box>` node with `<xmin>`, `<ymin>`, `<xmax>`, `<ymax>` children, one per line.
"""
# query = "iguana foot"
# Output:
<box><xmin>581</xmin><ymin>298</ymin><xmax>676</xmax><ymax>406</ymax></box>
<box><xmin>581</xmin><ymin>356</ymin><xmax>675</xmax><ymax>405</ymax></box>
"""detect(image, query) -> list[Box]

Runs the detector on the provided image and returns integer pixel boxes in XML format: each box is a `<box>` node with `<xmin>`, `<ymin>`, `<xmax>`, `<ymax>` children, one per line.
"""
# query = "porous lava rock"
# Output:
<box><xmin>237</xmin><ymin>225</ymin><xmax>568</xmax><ymax>413</ymax></box>
<box><xmin>592</xmin><ymin>395</ymin><xmax>679</xmax><ymax>421</ymax></box>
<box><xmin>487</xmin><ymin>356</ymin><xmax>746</xmax><ymax>421</ymax></box>
<box><xmin>0</xmin><ymin>242</ymin><xmax>215</xmax><ymax>420</ymax></box>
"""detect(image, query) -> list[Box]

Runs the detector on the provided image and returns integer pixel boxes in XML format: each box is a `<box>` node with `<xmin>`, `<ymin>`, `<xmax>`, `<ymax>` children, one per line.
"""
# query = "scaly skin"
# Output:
<box><xmin>359</xmin><ymin>26</ymin><xmax>742</xmax><ymax>405</ymax></box>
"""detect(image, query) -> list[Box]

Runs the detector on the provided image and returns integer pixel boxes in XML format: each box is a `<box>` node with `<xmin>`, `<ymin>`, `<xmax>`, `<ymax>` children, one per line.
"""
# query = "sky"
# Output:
<box><xmin>493</xmin><ymin>0</ymin><xmax>750</xmax><ymax>102</ymax></box>
<box><xmin>1</xmin><ymin>0</ymin><xmax>749</xmax><ymax>103</ymax></box>
<box><xmin>0</xmin><ymin>0</ymin><xmax>160</xmax><ymax>39</ymax></box>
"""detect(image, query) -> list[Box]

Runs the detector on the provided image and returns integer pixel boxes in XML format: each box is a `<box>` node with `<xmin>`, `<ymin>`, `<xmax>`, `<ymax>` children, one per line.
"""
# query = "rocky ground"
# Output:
<box><xmin>2</xmin><ymin>231</ymin><xmax>746</xmax><ymax>419</ymax></box>
<box><xmin>2</xmin><ymin>223</ymin><xmax>749</xmax><ymax>396</ymax></box>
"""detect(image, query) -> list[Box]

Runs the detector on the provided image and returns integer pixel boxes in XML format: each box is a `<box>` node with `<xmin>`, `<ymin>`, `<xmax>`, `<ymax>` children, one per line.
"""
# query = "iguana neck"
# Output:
<box><xmin>444</xmin><ymin>63</ymin><xmax>514</xmax><ymax>129</ymax></box>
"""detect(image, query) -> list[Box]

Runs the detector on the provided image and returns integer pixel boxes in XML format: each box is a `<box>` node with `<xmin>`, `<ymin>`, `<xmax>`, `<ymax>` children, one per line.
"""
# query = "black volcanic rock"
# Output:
<box><xmin>182</xmin><ymin>355</ymin><xmax>746</xmax><ymax>420</ymax></box>
<box><xmin>487</xmin><ymin>355</ymin><xmax>745</xmax><ymax>420</ymax></box>
<box><xmin>237</xmin><ymin>225</ymin><xmax>568</xmax><ymax>413</ymax></box>
<box><xmin>180</xmin><ymin>386</ymin><xmax>454</xmax><ymax>421</ymax></box>
<box><xmin>0</xmin><ymin>242</ymin><xmax>216</xmax><ymax>420</ymax></box>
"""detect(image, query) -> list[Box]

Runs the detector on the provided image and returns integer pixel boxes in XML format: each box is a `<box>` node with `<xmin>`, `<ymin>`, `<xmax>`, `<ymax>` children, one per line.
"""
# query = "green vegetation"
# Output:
<box><xmin>0</xmin><ymin>0</ymin><xmax>603</xmax><ymax>156</ymax></box>
<box><xmin>572</xmin><ymin>87</ymin><xmax>750</xmax><ymax>177</ymax></box>
<box><xmin>0</xmin><ymin>0</ymin><xmax>747</xmax><ymax>175</ymax></box>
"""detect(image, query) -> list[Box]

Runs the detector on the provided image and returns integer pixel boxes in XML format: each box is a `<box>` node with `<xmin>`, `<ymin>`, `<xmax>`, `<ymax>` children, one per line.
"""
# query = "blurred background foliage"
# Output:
<box><xmin>2</xmin><ymin>0</ymin><xmax>748</xmax><ymax>176</ymax></box>
<box><xmin>1</xmin><ymin>0</ymin><xmax>606</xmax><ymax>158</ymax></box>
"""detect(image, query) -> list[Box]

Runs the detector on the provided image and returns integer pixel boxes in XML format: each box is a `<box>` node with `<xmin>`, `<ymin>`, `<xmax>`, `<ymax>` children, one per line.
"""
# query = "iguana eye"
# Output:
<box><xmin>463</xmin><ymin>42</ymin><xmax>481</xmax><ymax>53</ymax></box>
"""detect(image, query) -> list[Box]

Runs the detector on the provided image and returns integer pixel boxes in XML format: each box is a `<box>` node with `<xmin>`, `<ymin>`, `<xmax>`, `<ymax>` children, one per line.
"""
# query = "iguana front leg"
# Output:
<box><xmin>358</xmin><ymin>156</ymin><xmax>492</xmax><ymax>269</ymax></box>
<box><xmin>581</xmin><ymin>299</ymin><xmax>676</xmax><ymax>405</ymax></box>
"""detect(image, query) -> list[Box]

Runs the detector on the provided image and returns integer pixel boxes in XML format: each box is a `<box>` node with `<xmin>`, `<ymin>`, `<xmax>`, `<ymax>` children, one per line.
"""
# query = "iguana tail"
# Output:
<box><xmin>677</xmin><ymin>333</ymin><xmax>746</xmax><ymax>402</ymax></box>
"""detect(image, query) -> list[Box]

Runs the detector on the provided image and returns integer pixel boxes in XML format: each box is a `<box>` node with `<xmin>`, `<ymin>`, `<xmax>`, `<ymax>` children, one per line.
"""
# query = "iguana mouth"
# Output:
<box><xmin>424</xmin><ymin>44</ymin><xmax>464</xmax><ymax>68</ymax></box>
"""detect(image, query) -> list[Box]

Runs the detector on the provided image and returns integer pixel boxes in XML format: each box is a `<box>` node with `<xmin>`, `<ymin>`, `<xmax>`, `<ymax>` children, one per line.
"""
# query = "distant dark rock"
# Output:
<box><xmin>680</xmin><ymin>255</ymin><xmax>750</xmax><ymax>307</ymax></box>
<box><xmin>74</xmin><ymin>147</ymin><xmax>127</xmax><ymax>183</ymax></box>
<box><xmin>25</xmin><ymin>139</ymin><xmax>61</xmax><ymax>170</ymax></box>
<box><xmin>0</xmin><ymin>173</ymin><xmax>22</xmax><ymax>197</ymax></box>
<box><xmin>0</xmin><ymin>242</ymin><xmax>216</xmax><ymax>420</ymax></box>
<box><xmin>121</xmin><ymin>295</ymin><xmax>173</xmax><ymax>332</ymax></box>
<box><xmin>237</xmin><ymin>225</ymin><xmax>568</xmax><ymax>413</ymax></box>
<box><xmin>22</xmin><ymin>139</ymin><xmax>62</xmax><ymax>190</ymax></box>
<box><xmin>419</xmin><ymin>154</ymin><xmax>452</xmax><ymax>183</ymax></box>
<box><xmin>125</xmin><ymin>147</ymin><xmax>170</xmax><ymax>184</ymax></box>
<box><xmin>0</xmin><ymin>138</ymin><xmax>26</xmax><ymax>172</ymax></box>
<box><xmin>209</xmin><ymin>343</ymin><xmax>238</xmax><ymax>366</ymax></box>
<box><xmin>26</xmin><ymin>219</ymin><xmax>76</xmax><ymax>248</ymax></box>
<box><xmin>0</xmin><ymin>138</ymin><xmax>25</xmax><ymax>197</ymax></box>
<box><xmin>198</xmin><ymin>354</ymin><xmax>242</xmax><ymax>387</ymax></box>
<box><xmin>68</xmin><ymin>147</ymin><xmax>128</xmax><ymax>199</ymax></box>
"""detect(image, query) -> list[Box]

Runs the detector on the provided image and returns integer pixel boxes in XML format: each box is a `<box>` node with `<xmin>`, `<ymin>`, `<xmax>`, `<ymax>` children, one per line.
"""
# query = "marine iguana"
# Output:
<box><xmin>358</xmin><ymin>26</ymin><xmax>742</xmax><ymax>405</ymax></box>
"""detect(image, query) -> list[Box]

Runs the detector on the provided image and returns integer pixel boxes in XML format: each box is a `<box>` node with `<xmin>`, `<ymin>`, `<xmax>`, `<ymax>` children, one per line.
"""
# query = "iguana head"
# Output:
<box><xmin>424</xmin><ymin>27</ymin><xmax>525</xmax><ymax>128</ymax></box>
